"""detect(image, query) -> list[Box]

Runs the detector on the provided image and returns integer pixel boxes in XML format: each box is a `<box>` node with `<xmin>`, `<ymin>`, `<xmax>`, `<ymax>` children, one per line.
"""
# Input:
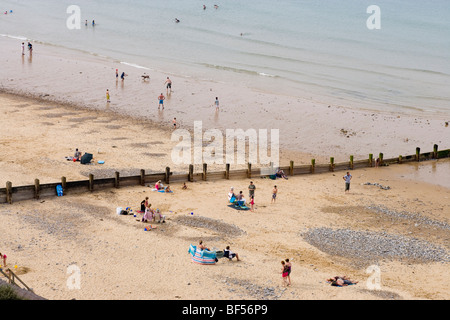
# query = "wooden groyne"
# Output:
<box><xmin>1</xmin><ymin>145</ymin><xmax>449</xmax><ymax>204</ymax></box>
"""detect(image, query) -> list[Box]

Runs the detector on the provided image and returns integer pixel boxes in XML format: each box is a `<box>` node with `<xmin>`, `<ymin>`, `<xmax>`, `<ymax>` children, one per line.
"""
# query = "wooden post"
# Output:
<box><xmin>330</xmin><ymin>157</ymin><xmax>335</xmax><ymax>172</ymax></box>
<box><xmin>34</xmin><ymin>179</ymin><xmax>40</xmax><ymax>200</ymax></box>
<box><xmin>189</xmin><ymin>164</ymin><xmax>193</xmax><ymax>182</ymax></box>
<box><xmin>114</xmin><ymin>172</ymin><xmax>120</xmax><ymax>188</ymax></box>
<box><xmin>61</xmin><ymin>176</ymin><xmax>67</xmax><ymax>194</ymax></box>
<box><xmin>433</xmin><ymin>144</ymin><xmax>438</xmax><ymax>159</ymax></box>
<box><xmin>202</xmin><ymin>163</ymin><xmax>207</xmax><ymax>181</ymax></box>
<box><xmin>225</xmin><ymin>163</ymin><xmax>230</xmax><ymax>180</ymax></box>
<box><xmin>289</xmin><ymin>161</ymin><xmax>294</xmax><ymax>176</ymax></box>
<box><xmin>369</xmin><ymin>154</ymin><xmax>373</xmax><ymax>167</ymax></box>
<box><xmin>89</xmin><ymin>174</ymin><xmax>94</xmax><ymax>191</ymax></box>
<box><xmin>379</xmin><ymin>153</ymin><xmax>383</xmax><ymax>166</ymax></box>
<box><xmin>140</xmin><ymin>169</ymin><xmax>145</xmax><ymax>186</ymax></box>
<box><xmin>6</xmin><ymin>181</ymin><xmax>12</xmax><ymax>204</ymax></box>
<box><xmin>311</xmin><ymin>159</ymin><xmax>315</xmax><ymax>174</ymax></box>
<box><xmin>399</xmin><ymin>155</ymin><xmax>403</xmax><ymax>164</ymax></box>
<box><xmin>165</xmin><ymin>167</ymin><xmax>170</xmax><ymax>184</ymax></box>
<box><xmin>349</xmin><ymin>155</ymin><xmax>354</xmax><ymax>170</ymax></box>
<box><xmin>416</xmin><ymin>147</ymin><xmax>420</xmax><ymax>162</ymax></box>
<box><xmin>247</xmin><ymin>163</ymin><xmax>252</xmax><ymax>179</ymax></box>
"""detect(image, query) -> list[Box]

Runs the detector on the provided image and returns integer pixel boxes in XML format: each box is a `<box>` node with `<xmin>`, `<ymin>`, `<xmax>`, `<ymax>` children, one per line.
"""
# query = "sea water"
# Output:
<box><xmin>1</xmin><ymin>0</ymin><xmax>449</xmax><ymax>114</ymax></box>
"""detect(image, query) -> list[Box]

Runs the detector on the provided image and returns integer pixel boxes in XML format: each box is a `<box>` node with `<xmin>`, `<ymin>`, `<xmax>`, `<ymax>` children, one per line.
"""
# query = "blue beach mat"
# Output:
<box><xmin>228</xmin><ymin>204</ymin><xmax>250</xmax><ymax>211</ymax></box>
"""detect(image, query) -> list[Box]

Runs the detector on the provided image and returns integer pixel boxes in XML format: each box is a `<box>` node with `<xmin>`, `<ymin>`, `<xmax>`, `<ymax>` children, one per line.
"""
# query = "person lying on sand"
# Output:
<box><xmin>327</xmin><ymin>276</ymin><xmax>358</xmax><ymax>286</ymax></box>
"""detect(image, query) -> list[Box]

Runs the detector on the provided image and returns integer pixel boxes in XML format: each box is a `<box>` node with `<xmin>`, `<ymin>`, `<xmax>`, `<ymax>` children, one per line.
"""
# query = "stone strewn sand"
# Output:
<box><xmin>0</xmin><ymin>93</ymin><xmax>449</xmax><ymax>299</ymax></box>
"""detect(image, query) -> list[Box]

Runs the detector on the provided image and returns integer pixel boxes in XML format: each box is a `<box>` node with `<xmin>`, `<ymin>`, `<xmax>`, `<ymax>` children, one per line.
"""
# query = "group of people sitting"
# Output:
<box><xmin>154</xmin><ymin>180</ymin><xmax>172</xmax><ymax>193</ymax></box>
<box><xmin>140</xmin><ymin>197</ymin><xmax>166</xmax><ymax>223</ymax></box>
<box><xmin>228</xmin><ymin>187</ymin><xmax>246</xmax><ymax>205</ymax></box>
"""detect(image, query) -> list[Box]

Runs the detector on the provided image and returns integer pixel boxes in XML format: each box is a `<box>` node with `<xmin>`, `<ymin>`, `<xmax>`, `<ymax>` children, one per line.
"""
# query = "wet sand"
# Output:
<box><xmin>1</xmin><ymin>36</ymin><xmax>449</xmax><ymax>164</ymax></box>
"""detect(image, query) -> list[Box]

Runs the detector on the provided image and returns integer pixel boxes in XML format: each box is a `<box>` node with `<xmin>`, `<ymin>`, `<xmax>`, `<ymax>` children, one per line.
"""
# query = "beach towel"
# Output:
<box><xmin>227</xmin><ymin>204</ymin><xmax>250</xmax><ymax>211</ymax></box>
<box><xmin>188</xmin><ymin>245</ymin><xmax>217</xmax><ymax>265</ymax></box>
<box><xmin>158</xmin><ymin>190</ymin><xmax>173</xmax><ymax>193</ymax></box>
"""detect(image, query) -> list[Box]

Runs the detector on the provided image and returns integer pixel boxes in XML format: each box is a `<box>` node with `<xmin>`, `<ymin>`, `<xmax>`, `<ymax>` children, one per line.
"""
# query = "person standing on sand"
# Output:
<box><xmin>21</xmin><ymin>42</ymin><xmax>25</xmax><ymax>55</ymax></box>
<box><xmin>271</xmin><ymin>185</ymin><xmax>277</xmax><ymax>203</ymax></box>
<box><xmin>285</xmin><ymin>258</ymin><xmax>292</xmax><ymax>286</ymax></box>
<box><xmin>343</xmin><ymin>171</ymin><xmax>352</xmax><ymax>193</ymax></box>
<box><xmin>250</xmin><ymin>195</ymin><xmax>255</xmax><ymax>212</ymax></box>
<box><xmin>164</xmin><ymin>77</ymin><xmax>172</xmax><ymax>93</ymax></box>
<box><xmin>173</xmin><ymin>117</ymin><xmax>177</xmax><ymax>129</ymax></box>
<box><xmin>281</xmin><ymin>260</ymin><xmax>289</xmax><ymax>286</ymax></box>
<box><xmin>0</xmin><ymin>252</ymin><xmax>7</xmax><ymax>267</ymax></box>
<box><xmin>158</xmin><ymin>93</ymin><xmax>165</xmax><ymax>109</ymax></box>
<box><xmin>106</xmin><ymin>89</ymin><xmax>110</xmax><ymax>103</ymax></box>
<box><xmin>248</xmin><ymin>181</ymin><xmax>255</xmax><ymax>199</ymax></box>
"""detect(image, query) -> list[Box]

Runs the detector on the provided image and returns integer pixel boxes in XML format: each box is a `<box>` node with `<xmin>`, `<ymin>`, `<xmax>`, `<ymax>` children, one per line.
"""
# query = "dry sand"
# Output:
<box><xmin>0</xmin><ymin>94</ymin><xmax>449</xmax><ymax>300</ymax></box>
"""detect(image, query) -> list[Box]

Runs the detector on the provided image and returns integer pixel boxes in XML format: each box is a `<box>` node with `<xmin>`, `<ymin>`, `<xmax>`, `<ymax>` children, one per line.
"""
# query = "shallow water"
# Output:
<box><xmin>1</xmin><ymin>0</ymin><xmax>449</xmax><ymax>114</ymax></box>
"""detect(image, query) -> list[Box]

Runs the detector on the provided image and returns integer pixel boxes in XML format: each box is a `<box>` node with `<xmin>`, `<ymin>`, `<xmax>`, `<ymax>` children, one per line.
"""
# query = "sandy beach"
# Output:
<box><xmin>0</xmin><ymin>34</ymin><xmax>449</xmax><ymax>301</ymax></box>
<box><xmin>0</xmin><ymin>92</ymin><xmax>449</xmax><ymax>300</ymax></box>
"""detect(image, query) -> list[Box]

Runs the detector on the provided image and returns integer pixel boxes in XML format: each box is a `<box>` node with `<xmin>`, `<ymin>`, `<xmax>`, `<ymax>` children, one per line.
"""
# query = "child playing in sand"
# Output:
<box><xmin>271</xmin><ymin>185</ymin><xmax>277</xmax><ymax>203</ymax></box>
<box><xmin>182</xmin><ymin>182</ymin><xmax>187</xmax><ymax>190</ymax></box>
<box><xmin>250</xmin><ymin>195</ymin><xmax>255</xmax><ymax>212</ymax></box>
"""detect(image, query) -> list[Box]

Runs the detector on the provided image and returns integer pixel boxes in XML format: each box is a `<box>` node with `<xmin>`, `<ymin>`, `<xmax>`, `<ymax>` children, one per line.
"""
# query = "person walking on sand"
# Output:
<box><xmin>106</xmin><ymin>89</ymin><xmax>110</xmax><ymax>103</ymax></box>
<box><xmin>215</xmin><ymin>97</ymin><xmax>219</xmax><ymax>111</ymax></box>
<box><xmin>164</xmin><ymin>77</ymin><xmax>172</xmax><ymax>93</ymax></box>
<box><xmin>21</xmin><ymin>42</ymin><xmax>25</xmax><ymax>55</ymax></box>
<box><xmin>343</xmin><ymin>171</ymin><xmax>352</xmax><ymax>193</ymax></box>
<box><xmin>271</xmin><ymin>185</ymin><xmax>277</xmax><ymax>203</ymax></box>
<box><xmin>173</xmin><ymin>117</ymin><xmax>177</xmax><ymax>129</ymax></box>
<box><xmin>158</xmin><ymin>93</ymin><xmax>165</xmax><ymax>109</ymax></box>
